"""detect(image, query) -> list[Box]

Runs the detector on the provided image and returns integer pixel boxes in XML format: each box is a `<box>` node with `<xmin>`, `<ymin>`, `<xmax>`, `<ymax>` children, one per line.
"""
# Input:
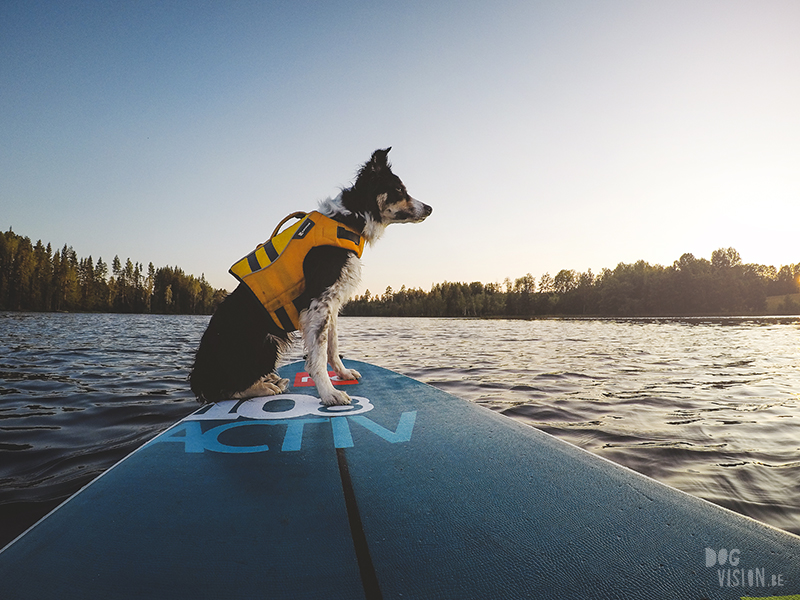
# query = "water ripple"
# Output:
<box><xmin>331</xmin><ymin>315</ymin><xmax>800</xmax><ymax>536</ymax></box>
<box><xmin>1</xmin><ymin>313</ymin><xmax>799</xmax><ymax>546</ymax></box>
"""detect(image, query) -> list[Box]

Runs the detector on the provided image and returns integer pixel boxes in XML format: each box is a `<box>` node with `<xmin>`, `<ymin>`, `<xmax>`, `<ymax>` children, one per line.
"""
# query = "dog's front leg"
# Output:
<box><xmin>327</xmin><ymin>311</ymin><xmax>361</xmax><ymax>383</ymax></box>
<box><xmin>301</xmin><ymin>300</ymin><xmax>352</xmax><ymax>406</ymax></box>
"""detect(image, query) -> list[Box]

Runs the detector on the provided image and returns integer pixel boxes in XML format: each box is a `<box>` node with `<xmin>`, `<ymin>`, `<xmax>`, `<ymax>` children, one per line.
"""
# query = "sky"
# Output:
<box><xmin>2</xmin><ymin>0</ymin><xmax>799</xmax><ymax>295</ymax></box>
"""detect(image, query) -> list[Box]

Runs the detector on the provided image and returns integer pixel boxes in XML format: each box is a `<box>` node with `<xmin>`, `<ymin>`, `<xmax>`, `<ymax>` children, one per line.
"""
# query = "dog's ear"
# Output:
<box><xmin>369</xmin><ymin>147</ymin><xmax>392</xmax><ymax>172</ymax></box>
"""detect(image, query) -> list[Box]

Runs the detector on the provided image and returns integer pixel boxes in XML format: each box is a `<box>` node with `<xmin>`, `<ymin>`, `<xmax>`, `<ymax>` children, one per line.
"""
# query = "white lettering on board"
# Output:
<box><xmin>148</xmin><ymin>404</ymin><xmax>416</xmax><ymax>454</ymax></box>
<box><xmin>185</xmin><ymin>394</ymin><xmax>375</xmax><ymax>421</ymax></box>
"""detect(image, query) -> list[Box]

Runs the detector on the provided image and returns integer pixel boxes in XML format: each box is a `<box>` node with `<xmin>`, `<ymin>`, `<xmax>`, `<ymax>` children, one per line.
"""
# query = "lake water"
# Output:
<box><xmin>1</xmin><ymin>312</ymin><xmax>799</xmax><ymax>547</ymax></box>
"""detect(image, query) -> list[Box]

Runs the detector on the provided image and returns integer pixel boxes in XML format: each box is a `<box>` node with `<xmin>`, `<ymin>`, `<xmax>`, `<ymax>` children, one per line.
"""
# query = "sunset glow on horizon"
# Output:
<box><xmin>2</xmin><ymin>1</ymin><xmax>799</xmax><ymax>295</ymax></box>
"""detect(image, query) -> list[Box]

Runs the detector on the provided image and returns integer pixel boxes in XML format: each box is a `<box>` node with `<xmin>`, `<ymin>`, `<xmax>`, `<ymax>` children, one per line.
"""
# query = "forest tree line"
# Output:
<box><xmin>3</xmin><ymin>228</ymin><xmax>799</xmax><ymax>318</ymax></box>
<box><xmin>0</xmin><ymin>228</ymin><xmax>227</xmax><ymax>314</ymax></box>
<box><xmin>343</xmin><ymin>247</ymin><xmax>800</xmax><ymax>318</ymax></box>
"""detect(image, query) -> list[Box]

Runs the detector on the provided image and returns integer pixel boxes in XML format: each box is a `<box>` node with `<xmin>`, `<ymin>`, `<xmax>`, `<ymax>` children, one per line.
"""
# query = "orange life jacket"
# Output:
<box><xmin>229</xmin><ymin>211</ymin><xmax>365</xmax><ymax>331</ymax></box>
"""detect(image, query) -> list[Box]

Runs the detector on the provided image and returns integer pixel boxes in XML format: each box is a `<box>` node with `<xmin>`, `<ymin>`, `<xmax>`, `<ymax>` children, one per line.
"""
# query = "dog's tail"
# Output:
<box><xmin>189</xmin><ymin>347</ymin><xmax>216</xmax><ymax>404</ymax></box>
<box><xmin>189</xmin><ymin>284</ymin><xmax>293</xmax><ymax>404</ymax></box>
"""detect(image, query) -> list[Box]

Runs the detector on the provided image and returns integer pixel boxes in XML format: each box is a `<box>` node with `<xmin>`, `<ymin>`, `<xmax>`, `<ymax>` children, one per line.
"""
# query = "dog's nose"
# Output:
<box><xmin>422</xmin><ymin>203</ymin><xmax>432</xmax><ymax>217</ymax></box>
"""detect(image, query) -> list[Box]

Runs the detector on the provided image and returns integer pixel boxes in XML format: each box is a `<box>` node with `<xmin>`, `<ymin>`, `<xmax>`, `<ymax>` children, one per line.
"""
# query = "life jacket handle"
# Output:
<box><xmin>270</xmin><ymin>212</ymin><xmax>308</xmax><ymax>240</ymax></box>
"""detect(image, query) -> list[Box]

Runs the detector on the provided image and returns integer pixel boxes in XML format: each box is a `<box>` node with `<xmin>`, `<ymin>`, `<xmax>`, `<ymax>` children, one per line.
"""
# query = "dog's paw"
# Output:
<box><xmin>231</xmin><ymin>374</ymin><xmax>286</xmax><ymax>400</ymax></box>
<box><xmin>336</xmin><ymin>368</ymin><xmax>361</xmax><ymax>382</ymax></box>
<box><xmin>250</xmin><ymin>374</ymin><xmax>289</xmax><ymax>397</ymax></box>
<box><xmin>272</xmin><ymin>376</ymin><xmax>290</xmax><ymax>393</ymax></box>
<box><xmin>260</xmin><ymin>373</ymin><xmax>289</xmax><ymax>392</ymax></box>
<box><xmin>321</xmin><ymin>388</ymin><xmax>352</xmax><ymax>406</ymax></box>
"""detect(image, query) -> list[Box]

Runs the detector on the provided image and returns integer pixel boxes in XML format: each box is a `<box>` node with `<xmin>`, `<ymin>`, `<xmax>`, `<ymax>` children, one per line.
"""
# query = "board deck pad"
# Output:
<box><xmin>1</xmin><ymin>360</ymin><xmax>799</xmax><ymax>599</ymax></box>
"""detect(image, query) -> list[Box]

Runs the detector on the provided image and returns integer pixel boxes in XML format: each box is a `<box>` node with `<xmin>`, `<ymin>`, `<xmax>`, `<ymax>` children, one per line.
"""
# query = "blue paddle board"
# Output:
<box><xmin>1</xmin><ymin>359</ymin><xmax>799</xmax><ymax>599</ymax></box>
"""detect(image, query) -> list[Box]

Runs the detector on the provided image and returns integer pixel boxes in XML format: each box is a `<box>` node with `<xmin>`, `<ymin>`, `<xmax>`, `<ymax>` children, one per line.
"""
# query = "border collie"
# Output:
<box><xmin>189</xmin><ymin>148</ymin><xmax>432</xmax><ymax>406</ymax></box>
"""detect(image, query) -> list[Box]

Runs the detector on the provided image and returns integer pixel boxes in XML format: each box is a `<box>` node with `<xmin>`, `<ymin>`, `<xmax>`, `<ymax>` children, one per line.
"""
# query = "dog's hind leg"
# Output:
<box><xmin>326</xmin><ymin>311</ymin><xmax>361</xmax><ymax>383</ymax></box>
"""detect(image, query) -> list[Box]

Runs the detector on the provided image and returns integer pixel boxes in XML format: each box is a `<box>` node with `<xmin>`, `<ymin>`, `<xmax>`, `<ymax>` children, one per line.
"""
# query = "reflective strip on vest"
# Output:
<box><xmin>229</xmin><ymin>211</ymin><xmax>364</xmax><ymax>331</ymax></box>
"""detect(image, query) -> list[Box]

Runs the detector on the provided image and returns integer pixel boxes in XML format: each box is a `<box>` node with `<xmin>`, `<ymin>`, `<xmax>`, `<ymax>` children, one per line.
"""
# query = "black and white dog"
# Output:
<box><xmin>190</xmin><ymin>148</ymin><xmax>432</xmax><ymax>406</ymax></box>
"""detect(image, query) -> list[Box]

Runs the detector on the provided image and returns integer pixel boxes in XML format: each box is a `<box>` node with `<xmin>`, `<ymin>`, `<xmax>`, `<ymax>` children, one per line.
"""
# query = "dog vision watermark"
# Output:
<box><xmin>705</xmin><ymin>547</ymin><xmax>788</xmax><ymax>591</ymax></box>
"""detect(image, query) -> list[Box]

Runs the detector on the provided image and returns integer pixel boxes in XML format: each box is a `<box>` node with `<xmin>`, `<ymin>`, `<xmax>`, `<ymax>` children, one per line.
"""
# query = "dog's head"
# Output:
<box><xmin>344</xmin><ymin>148</ymin><xmax>432</xmax><ymax>236</ymax></box>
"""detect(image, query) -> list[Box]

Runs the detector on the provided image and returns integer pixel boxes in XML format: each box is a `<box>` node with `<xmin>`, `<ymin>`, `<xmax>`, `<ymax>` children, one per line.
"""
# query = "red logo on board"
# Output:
<box><xmin>293</xmin><ymin>371</ymin><xmax>359</xmax><ymax>387</ymax></box>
